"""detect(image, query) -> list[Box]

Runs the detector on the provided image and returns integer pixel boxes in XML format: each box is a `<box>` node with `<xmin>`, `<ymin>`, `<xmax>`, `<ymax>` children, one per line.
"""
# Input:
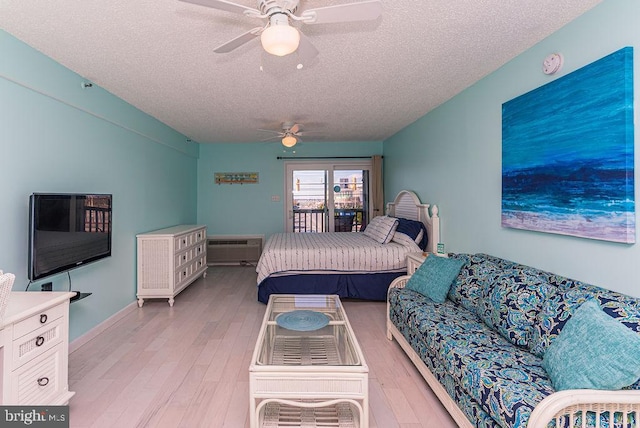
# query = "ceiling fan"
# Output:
<box><xmin>259</xmin><ymin>122</ymin><xmax>309</xmax><ymax>147</ymax></box>
<box><xmin>179</xmin><ymin>0</ymin><xmax>383</xmax><ymax>60</ymax></box>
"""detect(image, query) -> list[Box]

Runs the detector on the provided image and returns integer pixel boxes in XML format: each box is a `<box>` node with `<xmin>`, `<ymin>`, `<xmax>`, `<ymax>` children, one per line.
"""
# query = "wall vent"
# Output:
<box><xmin>207</xmin><ymin>235</ymin><xmax>263</xmax><ymax>265</ymax></box>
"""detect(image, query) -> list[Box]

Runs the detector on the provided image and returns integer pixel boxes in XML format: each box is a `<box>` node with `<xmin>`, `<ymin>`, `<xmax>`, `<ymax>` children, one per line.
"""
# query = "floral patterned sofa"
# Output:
<box><xmin>386</xmin><ymin>253</ymin><xmax>640</xmax><ymax>428</ymax></box>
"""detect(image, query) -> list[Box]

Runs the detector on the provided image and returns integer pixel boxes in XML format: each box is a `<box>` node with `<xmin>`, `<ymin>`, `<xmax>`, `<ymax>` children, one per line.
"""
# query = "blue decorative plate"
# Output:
<box><xmin>275</xmin><ymin>310</ymin><xmax>330</xmax><ymax>331</ymax></box>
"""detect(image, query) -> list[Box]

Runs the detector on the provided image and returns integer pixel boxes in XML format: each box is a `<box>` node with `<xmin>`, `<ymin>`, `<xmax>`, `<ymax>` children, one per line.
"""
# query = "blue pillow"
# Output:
<box><xmin>542</xmin><ymin>299</ymin><xmax>640</xmax><ymax>391</ymax></box>
<box><xmin>395</xmin><ymin>218</ymin><xmax>428</xmax><ymax>250</ymax></box>
<box><xmin>405</xmin><ymin>255</ymin><xmax>465</xmax><ymax>303</ymax></box>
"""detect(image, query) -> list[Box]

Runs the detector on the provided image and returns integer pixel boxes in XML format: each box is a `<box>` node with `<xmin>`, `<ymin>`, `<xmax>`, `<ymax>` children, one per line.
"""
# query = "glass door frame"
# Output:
<box><xmin>284</xmin><ymin>160</ymin><xmax>373</xmax><ymax>233</ymax></box>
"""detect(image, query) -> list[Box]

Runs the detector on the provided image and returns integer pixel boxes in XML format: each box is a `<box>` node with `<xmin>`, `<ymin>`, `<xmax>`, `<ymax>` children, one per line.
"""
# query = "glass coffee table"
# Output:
<box><xmin>249</xmin><ymin>294</ymin><xmax>369</xmax><ymax>428</ymax></box>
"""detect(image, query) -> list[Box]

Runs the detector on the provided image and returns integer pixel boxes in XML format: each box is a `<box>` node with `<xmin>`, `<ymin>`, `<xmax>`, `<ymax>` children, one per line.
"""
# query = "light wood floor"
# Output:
<box><xmin>68</xmin><ymin>266</ymin><xmax>457</xmax><ymax>428</ymax></box>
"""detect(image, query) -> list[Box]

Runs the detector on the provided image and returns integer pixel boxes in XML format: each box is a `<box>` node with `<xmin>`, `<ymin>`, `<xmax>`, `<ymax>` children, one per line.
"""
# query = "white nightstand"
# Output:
<box><xmin>407</xmin><ymin>251</ymin><xmax>450</xmax><ymax>274</ymax></box>
<box><xmin>406</xmin><ymin>252</ymin><xmax>428</xmax><ymax>274</ymax></box>
<box><xmin>1</xmin><ymin>292</ymin><xmax>75</xmax><ymax>405</ymax></box>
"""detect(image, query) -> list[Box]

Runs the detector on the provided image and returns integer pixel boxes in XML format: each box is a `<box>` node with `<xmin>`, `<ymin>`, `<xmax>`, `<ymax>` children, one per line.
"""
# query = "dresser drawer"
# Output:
<box><xmin>11</xmin><ymin>344</ymin><xmax>63</xmax><ymax>405</ymax></box>
<box><xmin>174</xmin><ymin>233</ymin><xmax>192</xmax><ymax>250</ymax></box>
<box><xmin>194</xmin><ymin>242</ymin><xmax>205</xmax><ymax>258</ymax></box>
<box><xmin>191</xmin><ymin>229</ymin><xmax>205</xmax><ymax>244</ymax></box>
<box><xmin>175</xmin><ymin>249</ymin><xmax>193</xmax><ymax>269</ymax></box>
<box><xmin>13</xmin><ymin>317</ymin><xmax>64</xmax><ymax>368</ymax></box>
<box><xmin>194</xmin><ymin>256</ymin><xmax>206</xmax><ymax>272</ymax></box>
<box><xmin>12</xmin><ymin>303</ymin><xmax>65</xmax><ymax>340</ymax></box>
<box><xmin>175</xmin><ymin>264</ymin><xmax>192</xmax><ymax>286</ymax></box>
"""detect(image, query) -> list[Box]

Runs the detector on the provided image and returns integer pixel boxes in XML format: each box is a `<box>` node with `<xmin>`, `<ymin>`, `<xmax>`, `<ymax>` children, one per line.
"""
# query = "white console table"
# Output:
<box><xmin>0</xmin><ymin>291</ymin><xmax>75</xmax><ymax>405</ymax></box>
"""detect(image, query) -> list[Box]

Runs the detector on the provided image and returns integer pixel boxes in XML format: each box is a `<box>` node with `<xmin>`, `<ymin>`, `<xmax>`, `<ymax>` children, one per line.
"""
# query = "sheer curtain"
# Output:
<box><xmin>371</xmin><ymin>155</ymin><xmax>384</xmax><ymax>217</ymax></box>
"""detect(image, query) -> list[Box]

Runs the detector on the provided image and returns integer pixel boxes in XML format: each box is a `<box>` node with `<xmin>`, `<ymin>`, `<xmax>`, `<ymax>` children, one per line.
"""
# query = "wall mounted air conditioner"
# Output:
<box><xmin>206</xmin><ymin>235</ymin><xmax>263</xmax><ymax>265</ymax></box>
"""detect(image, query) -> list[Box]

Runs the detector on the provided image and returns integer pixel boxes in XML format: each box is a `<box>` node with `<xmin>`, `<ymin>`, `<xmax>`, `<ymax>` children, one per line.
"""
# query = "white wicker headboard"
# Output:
<box><xmin>386</xmin><ymin>190</ymin><xmax>440</xmax><ymax>254</ymax></box>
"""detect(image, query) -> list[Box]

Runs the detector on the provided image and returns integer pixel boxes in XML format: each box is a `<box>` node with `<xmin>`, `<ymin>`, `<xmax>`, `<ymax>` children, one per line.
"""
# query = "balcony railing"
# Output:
<box><xmin>293</xmin><ymin>209</ymin><xmax>367</xmax><ymax>233</ymax></box>
<box><xmin>84</xmin><ymin>207</ymin><xmax>111</xmax><ymax>233</ymax></box>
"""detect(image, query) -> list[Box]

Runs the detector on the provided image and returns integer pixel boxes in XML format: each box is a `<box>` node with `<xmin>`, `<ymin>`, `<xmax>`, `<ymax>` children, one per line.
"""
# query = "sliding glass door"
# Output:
<box><xmin>285</xmin><ymin>161</ymin><xmax>372</xmax><ymax>233</ymax></box>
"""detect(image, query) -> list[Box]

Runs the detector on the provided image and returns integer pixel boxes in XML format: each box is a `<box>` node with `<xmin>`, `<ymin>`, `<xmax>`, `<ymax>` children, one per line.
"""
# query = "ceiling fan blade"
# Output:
<box><xmin>300</xmin><ymin>0</ymin><xmax>382</xmax><ymax>25</ymax></box>
<box><xmin>260</xmin><ymin>135</ymin><xmax>282</xmax><ymax>142</ymax></box>
<box><xmin>296</xmin><ymin>32</ymin><xmax>319</xmax><ymax>61</ymax></box>
<box><xmin>257</xmin><ymin>128</ymin><xmax>284</xmax><ymax>135</ymax></box>
<box><xmin>179</xmin><ymin>0</ymin><xmax>259</xmax><ymax>15</ymax></box>
<box><xmin>282</xmin><ymin>0</ymin><xmax>299</xmax><ymax>13</ymax></box>
<box><xmin>289</xmin><ymin>123</ymin><xmax>301</xmax><ymax>134</ymax></box>
<box><xmin>213</xmin><ymin>27</ymin><xmax>262</xmax><ymax>53</ymax></box>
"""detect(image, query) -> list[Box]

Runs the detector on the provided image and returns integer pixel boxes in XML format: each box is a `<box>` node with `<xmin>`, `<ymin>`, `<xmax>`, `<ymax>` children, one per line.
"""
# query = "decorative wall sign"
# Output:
<box><xmin>502</xmin><ymin>47</ymin><xmax>635</xmax><ymax>244</ymax></box>
<box><xmin>215</xmin><ymin>172</ymin><xmax>259</xmax><ymax>184</ymax></box>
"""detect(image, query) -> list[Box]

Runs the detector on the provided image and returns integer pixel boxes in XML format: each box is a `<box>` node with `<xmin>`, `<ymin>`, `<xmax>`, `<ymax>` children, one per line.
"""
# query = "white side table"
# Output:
<box><xmin>406</xmin><ymin>252</ymin><xmax>427</xmax><ymax>274</ymax></box>
<box><xmin>1</xmin><ymin>292</ymin><xmax>75</xmax><ymax>405</ymax></box>
<box><xmin>406</xmin><ymin>251</ymin><xmax>451</xmax><ymax>274</ymax></box>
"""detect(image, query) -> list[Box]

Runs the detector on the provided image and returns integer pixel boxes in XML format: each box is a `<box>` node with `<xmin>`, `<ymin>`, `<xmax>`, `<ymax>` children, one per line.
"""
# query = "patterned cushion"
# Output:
<box><xmin>406</xmin><ymin>255</ymin><xmax>465</xmax><ymax>303</ymax></box>
<box><xmin>476</xmin><ymin>267</ymin><xmax>555</xmax><ymax>348</ymax></box>
<box><xmin>448</xmin><ymin>253</ymin><xmax>502</xmax><ymax>317</ymax></box>
<box><xmin>388</xmin><ymin>291</ymin><xmax>501</xmax><ymax>428</ymax></box>
<box><xmin>362</xmin><ymin>215</ymin><xmax>398</xmax><ymax>244</ymax></box>
<box><xmin>543</xmin><ymin>300</ymin><xmax>640</xmax><ymax>391</ymax></box>
<box><xmin>389</xmin><ymin>288</ymin><xmax>554</xmax><ymax>428</ymax></box>
<box><xmin>531</xmin><ymin>280</ymin><xmax>640</xmax><ymax>359</ymax></box>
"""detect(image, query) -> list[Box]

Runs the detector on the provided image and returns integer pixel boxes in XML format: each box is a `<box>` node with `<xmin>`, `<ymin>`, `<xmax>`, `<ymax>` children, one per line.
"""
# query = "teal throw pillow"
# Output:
<box><xmin>542</xmin><ymin>299</ymin><xmax>640</xmax><ymax>391</ymax></box>
<box><xmin>406</xmin><ymin>255</ymin><xmax>465</xmax><ymax>303</ymax></box>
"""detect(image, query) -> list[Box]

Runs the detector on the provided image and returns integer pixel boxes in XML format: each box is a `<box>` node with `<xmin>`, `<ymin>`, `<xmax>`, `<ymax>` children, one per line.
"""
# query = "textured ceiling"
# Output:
<box><xmin>0</xmin><ymin>0</ymin><xmax>602</xmax><ymax>144</ymax></box>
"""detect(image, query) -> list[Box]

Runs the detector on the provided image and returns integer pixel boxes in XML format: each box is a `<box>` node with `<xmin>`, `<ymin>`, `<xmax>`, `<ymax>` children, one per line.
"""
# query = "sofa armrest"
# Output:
<box><xmin>386</xmin><ymin>275</ymin><xmax>411</xmax><ymax>341</ymax></box>
<box><xmin>389</xmin><ymin>275</ymin><xmax>411</xmax><ymax>291</ymax></box>
<box><xmin>527</xmin><ymin>389</ymin><xmax>640</xmax><ymax>428</ymax></box>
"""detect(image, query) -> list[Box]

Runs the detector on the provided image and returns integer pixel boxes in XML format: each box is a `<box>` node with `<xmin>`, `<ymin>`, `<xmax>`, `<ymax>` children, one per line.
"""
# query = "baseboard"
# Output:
<box><xmin>69</xmin><ymin>301</ymin><xmax>138</xmax><ymax>354</ymax></box>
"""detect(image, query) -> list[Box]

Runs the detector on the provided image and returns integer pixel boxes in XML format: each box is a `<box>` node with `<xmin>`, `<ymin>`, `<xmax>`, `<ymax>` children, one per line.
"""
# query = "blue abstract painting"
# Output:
<box><xmin>502</xmin><ymin>47</ymin><xmax>635</xmax><ymax>243</ymax></box>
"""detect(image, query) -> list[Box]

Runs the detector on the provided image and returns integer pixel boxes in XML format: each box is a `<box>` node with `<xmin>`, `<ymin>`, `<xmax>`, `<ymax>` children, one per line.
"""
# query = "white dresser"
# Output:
<box><xmin>0</xmin><ymin>291</ymin><xmax>75</xmax><ymax>405</ymax></box>
<box><xmin>136</xmin><ymin>224</ymin><xmax>207</xmax><ymax>307</ymax></box>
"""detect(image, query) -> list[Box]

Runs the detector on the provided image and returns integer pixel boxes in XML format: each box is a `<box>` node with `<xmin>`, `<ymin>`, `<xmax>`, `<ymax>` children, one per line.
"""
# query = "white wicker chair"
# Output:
<box><xmin>0</xmin><ymin>270</ymin><xmax>15</xmax><ymax>320</ymax></box>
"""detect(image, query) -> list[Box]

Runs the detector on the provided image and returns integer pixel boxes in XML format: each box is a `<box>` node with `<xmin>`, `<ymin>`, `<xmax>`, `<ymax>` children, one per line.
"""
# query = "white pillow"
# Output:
<box><xmin>391</xmin><ymin>231</ymin><xmax>422</xmax><ymax>250</ymax></box>
<box><xmin>363</xmin><ymin>216</ymin><xmax>399</xmax><ymax>244</ymax></box>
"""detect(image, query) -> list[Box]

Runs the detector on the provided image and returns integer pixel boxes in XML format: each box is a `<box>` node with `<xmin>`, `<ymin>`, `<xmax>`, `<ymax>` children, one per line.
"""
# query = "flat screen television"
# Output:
<box><xmin>28</xmin><ymin>193</ymin><xmax>112</xmax><ymax>281</ymax></box>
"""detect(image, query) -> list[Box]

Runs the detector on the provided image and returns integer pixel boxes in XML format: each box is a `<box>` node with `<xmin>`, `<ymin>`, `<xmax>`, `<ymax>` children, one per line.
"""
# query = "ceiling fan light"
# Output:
<box><xmin>261</xmin><ymin>24</ymin><xmax>300</xmax><ymax>56</ymax></box>
<box><xmin>282</xmin><ymin>135</ymin><xmax>297</xmax><ymax>147</ymax></box>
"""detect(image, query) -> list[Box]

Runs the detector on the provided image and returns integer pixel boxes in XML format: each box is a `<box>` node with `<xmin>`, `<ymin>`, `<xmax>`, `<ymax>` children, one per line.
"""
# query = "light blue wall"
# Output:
<box><xmin>197</xmin><ymin>141</ymin><xmax>382</xmax><ymax>239</ymax></box>
<box><xmin>3</xmin><ymin>0</ymin><xmax>637</xmax><ymax>342</ymax></box>
<box><xmin>383</xmin><ymin>0</ymin><xmax>640</xmax><ymax>297</ymax></box>
<box><xmin>0</xmin><ymin>31</ymin><xmax>199</xmax><ymax>341</ymax></box>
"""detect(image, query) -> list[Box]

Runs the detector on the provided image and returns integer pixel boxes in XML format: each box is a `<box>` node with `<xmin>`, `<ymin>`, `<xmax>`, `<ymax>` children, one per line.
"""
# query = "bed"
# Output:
<box><xmin>256</xmin><ymin>190</ymin><xmax>440</xmax><ymax>303</ymax></box>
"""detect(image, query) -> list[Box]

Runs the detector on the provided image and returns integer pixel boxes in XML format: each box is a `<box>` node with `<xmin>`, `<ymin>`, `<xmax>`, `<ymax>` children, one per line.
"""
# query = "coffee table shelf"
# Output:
<box><xmin>271</xmin><ymin>335</ymin><xmax>342</xmax><ymax>366</ymax></box>
<box><xmin>261</xmin><ymin>400</ymin><xmax>359</xmax><ymax>428</ymax></box>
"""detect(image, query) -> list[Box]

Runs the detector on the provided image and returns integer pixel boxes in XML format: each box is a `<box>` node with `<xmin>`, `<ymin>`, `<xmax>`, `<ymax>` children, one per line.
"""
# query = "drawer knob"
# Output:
<box><xmin>40</xmin><ymin>314</ymin><xmax>48</xmax><ymax>324</ymax></box>
<box><xmin>37</xmin><ymin>377</ymin><xmax>49</xmax><ymax>387</ymax></box>
<box><xmin>35</xmin><ymin>336</ymin><xmax>45</xmax><ymax>347</ymax></box>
